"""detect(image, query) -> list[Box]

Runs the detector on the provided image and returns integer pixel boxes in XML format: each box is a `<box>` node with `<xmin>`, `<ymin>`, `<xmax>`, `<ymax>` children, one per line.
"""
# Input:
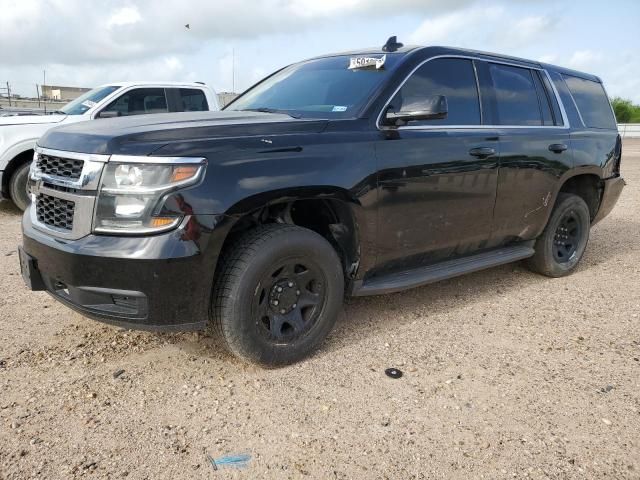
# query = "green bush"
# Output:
<box><xmin>611</xmin><ymin>97</ymin><xmax>640</xmax><ymax>123</ymax></box>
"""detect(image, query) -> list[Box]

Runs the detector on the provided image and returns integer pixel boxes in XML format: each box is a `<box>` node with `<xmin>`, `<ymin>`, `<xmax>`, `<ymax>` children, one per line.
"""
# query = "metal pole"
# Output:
<box><xmin>232</xmin><ymin>48</ymin><xmax>235</xmax><ymax>93</ymax></box>
<box><xmin>6</xmin><ymin>82</ymin><xmax>10</xmax><ymax>107</ymax></box>
<box><xmin>43</xmin><ymin>70</ymin><xmax>46</xmax><ymax>114</ymax></box>
<box><xmin>36</xmin><ymin>84</ymin><xmax>41</xmax><ymax>108</ymax></box>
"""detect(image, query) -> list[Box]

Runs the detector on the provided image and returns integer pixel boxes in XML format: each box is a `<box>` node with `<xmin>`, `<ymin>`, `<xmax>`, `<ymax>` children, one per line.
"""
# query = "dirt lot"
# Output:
<box><xmin>1</xmin><ymin>141</ymin><xmax>639</xmax><ymax>480</ymax></box>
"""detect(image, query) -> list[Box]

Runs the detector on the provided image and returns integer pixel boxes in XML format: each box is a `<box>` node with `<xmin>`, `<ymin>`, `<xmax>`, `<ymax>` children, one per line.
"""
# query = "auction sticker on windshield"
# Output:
<box><xmin>349</xmin><ymin>55</ymin><xmax>386</xmax><ymax>70</ymax></box>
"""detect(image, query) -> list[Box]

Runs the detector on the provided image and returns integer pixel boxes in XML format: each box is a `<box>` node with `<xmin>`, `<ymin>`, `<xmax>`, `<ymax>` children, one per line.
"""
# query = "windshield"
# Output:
<box><xmin>60</xmin><ymin>85</ymin><xmax>120</xmax><ymax>115</ymax></box>
<box><xmin>226</xmin><ymin>54</ymin><xmax>402</xmax><ymax>119</ymax></box>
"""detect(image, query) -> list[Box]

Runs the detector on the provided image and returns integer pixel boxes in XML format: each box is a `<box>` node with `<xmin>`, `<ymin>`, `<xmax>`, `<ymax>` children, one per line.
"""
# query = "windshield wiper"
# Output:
<box><xmin>48</xmin><ymin>110</ymin><xmax>66</xmax><ymax>115</ymax></box>
<box><xmin>240</xmin><ymin>108</ymin><xmax>301</xmax><ymax>119</ymax></box>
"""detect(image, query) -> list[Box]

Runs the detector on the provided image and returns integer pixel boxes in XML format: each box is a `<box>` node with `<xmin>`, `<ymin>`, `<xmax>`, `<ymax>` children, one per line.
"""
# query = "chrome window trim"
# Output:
<box><xmin>376</xmin><ymin>54</ymin><xmax>571</xmax><ymax>131</ymax></box>
<box><xmin>471</xmin><ymin>60</ymin><xmax>483</xmax><ymax>125</ymax></box>
<box><xmin>541</xmin><ymin>69</ymin><xmax>570</xmax><ymax>128</ymax></box>
<box><xmin>109</xmin><ymin>155</ymin><xmax>207</xmax><ymax>165</ymax></box>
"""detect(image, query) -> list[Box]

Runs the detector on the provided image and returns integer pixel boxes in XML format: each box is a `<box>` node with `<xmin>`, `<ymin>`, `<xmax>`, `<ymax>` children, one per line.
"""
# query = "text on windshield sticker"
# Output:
<box><xmin>349</xmin><ymin>54</ymin><xmax>386</xmax><ymax>70</ymax></box>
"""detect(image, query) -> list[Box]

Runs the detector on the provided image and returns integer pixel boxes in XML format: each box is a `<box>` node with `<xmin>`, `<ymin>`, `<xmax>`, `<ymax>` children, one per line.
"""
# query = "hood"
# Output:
<box><xmin>38</xmin><ymin>111</ymin><xmax>329</xmax><ymax>156</ymax></box>
<box><xmin>0</xmin><ymin>114</ymin><xmax>67</xmax><ymax>127</ymax></box>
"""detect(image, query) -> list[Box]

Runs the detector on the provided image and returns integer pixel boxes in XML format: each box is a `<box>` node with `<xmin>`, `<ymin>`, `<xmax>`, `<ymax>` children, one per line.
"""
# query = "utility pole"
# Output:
<box><xmin>36</xmin><ymin>84</ymin><xmax>41</xmax><ymax>108</ymax></box>
<box><xmin>43</xmin><ymin>70</ymin><xmax>46</xmax><ymax>114</ymax></box>
<box><xmin>5</xmin><ymin>82</ymin><xmax>11</xmax><ymax>107</ymax></box>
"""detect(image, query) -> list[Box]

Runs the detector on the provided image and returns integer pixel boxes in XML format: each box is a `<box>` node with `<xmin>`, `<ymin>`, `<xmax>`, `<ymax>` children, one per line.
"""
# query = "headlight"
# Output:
<box><xmin>93</xmin><ymin>156</ymin><xmax>206</xmax><ymax>234</ymax></box>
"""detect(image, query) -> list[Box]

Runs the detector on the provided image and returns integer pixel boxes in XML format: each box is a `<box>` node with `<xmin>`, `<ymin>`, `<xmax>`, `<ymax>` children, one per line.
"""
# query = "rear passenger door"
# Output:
<box><xmin>482</xmin><ymin>61</ymin><xmax>573</xmax><ymax>246</ymax></box>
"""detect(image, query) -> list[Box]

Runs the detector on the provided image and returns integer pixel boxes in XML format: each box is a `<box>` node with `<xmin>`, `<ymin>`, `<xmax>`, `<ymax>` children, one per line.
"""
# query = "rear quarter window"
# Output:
<box><xmin>562</xmin><ymin>75</ymin><xmax>616</xmax><ymax>129</ymax></box>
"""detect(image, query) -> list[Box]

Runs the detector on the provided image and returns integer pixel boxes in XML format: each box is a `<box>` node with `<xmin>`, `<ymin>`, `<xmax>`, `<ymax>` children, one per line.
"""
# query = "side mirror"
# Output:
<box><xmin>384</xmin><ymin>95</ymin><xmax>448</xmax><ymax>126</ymax></box>
<box><xmin>96</xmin><ymin>110</ymin><xmax>121</xmax><ymax>119</ymax></box>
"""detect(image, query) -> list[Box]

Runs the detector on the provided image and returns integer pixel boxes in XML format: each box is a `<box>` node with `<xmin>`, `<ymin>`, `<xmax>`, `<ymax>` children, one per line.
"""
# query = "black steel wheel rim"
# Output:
<box><xmin>253</xmin><ymin>259</ymin><xmax>326</xmax><ymax>343</ymax></box>
<box><xmin>552</xmin><ymin>210</ymin><xmax>582</xmax><ymax>263</ymax></box>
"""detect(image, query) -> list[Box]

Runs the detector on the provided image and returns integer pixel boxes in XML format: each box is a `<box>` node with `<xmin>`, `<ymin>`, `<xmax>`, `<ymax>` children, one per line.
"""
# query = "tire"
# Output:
<box><xmin>9</xmin><ymin>162</ymin><xmax>31</xmax><ymax>211</ymax></box>
<box><xmin>526</xmin><ymin>193</ymin><xmax>591</xmax><ymax>277</ymax></box>
<box><xmin>211</xmin><ymin>224</ymin><xmax>344</xmax><ymax>367</ymax></box>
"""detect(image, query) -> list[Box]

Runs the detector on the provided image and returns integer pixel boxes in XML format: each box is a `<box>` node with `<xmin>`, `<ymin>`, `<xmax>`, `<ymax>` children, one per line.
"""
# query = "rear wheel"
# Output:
<box><xmin>9</xmin><ymin>162</ymin><xmax>31</xmax><ymax>211</ymax></box>
<box><xmin>526</xmin><ymin>193</ymin><xmax>591</xmax><ymax>277</ymax></box>
<box><xmin>211</xmin><ymin>224</ymin><xmax>344</xmax><ymax>367</ymax></box>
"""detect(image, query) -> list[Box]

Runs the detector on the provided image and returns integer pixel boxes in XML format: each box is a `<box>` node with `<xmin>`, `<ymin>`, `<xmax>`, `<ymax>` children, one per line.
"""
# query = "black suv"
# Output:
<box><xmin>20</xmin><ymin>38</ymin><xmax>624</xmax><ymax>366</ymax></box>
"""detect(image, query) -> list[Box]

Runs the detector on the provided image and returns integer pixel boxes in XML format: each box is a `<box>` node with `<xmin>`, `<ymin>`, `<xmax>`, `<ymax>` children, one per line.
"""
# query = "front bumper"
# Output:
<box><xmin>21</xmin><ymin>213</ymin><xmax>232</xmax><ymax>331</ymax></box>
<box><xmin>593</xmin><ymin>175</ymin><xmax>626</xmax><ymax>225</ymax></box>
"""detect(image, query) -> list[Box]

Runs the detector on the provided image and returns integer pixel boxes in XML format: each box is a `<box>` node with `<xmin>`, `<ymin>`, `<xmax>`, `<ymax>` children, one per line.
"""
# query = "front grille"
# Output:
<box><xmin>35</xmin><ymin>194</ymin><xmax>75</xmax><ymax>231</ymax></box>
<box><xmin>36</xmin><ymin>154</ymin><xmax>84</xmax><ymax>180</ymax></box>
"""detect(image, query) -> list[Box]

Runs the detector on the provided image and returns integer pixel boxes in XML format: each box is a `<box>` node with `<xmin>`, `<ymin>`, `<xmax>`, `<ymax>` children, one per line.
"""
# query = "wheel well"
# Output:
<box><xmin>2</xmin><ymin>149</ymin><xmax>33</xmax><ymax>198</ymax></box>
<box><xmin>558</xmin><ymin>174</ymin><xmax>602</xmax><ymax>221</ymax></box>
<box><xmin>219</xmin><ymin>199</ymin><xmax>360</xmax><ymax>279</ymax></box>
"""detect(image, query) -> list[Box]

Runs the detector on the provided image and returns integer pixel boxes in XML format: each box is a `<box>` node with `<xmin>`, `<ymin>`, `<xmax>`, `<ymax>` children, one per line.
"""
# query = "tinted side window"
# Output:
<box><xmin>391</xmin><ymin>58</ymin><xmax>480</xmax><ymax>125</ymax></box>
<box><xmin>179</xmin><ymin>88</ymin><xmax>208</xmax><ymax>112</ymax></box>
<box><xmin>489</xmin><ymin>64</ymin><xmax>542</xmax><ymax>126</ymax></box>
<box><xmin>562</xmin><ymin>75</ymin><xmax>616</xmax><ymax>129</ymax></box>
<box><xmin>102</xmin><ymin>88</ymin><xmax>168</xmax><ymax>117</ymax></box>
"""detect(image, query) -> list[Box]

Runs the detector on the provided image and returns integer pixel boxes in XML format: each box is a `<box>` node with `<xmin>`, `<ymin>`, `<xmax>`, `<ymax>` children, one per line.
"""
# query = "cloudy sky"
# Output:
<box><xmin>1</xmin><ymin>0</ymin><xmax>638</xmax><ymax>102</ymax></box>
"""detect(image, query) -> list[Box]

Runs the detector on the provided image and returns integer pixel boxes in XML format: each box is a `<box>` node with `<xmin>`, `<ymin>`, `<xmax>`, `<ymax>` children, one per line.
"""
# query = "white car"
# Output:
<box><xmin>0</xmin><ymin>82</ymin><xmax>219</xmax><ymax>210</ymax></box>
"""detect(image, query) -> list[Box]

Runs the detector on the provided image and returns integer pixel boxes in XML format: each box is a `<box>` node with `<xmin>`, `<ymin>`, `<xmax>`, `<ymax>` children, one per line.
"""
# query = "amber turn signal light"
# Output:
<box><xmin>150</xmin><ymin>217</ymin><xmax>177</xmax><ymax>228</ymax></box>
<box><xmin>171</xmin><ymin>165</ymin><xmax>200</xmax><ymax>183</ymax></box>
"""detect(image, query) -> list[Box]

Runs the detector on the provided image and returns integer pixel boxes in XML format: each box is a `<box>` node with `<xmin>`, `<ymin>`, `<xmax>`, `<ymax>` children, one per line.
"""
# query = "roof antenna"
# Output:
<box><xmin>382</xmin><ymin>36</ymin><xmax>403</xmax><ymax>52</ymax></box>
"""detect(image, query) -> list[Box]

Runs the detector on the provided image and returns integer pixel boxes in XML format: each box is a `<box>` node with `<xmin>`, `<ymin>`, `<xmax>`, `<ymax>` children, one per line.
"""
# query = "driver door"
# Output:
<box><xmin>375</xmin><ymin>57</ymin><xmax>500</xmax><ymax>270</ymax></box>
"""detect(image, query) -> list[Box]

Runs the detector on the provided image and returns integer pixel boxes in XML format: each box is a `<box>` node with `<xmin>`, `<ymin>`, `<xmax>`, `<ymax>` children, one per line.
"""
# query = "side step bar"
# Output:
<box><xmin>352</xmin><ymin>245</ymin><xmax>535</xmax><ymax>297</ymax></box>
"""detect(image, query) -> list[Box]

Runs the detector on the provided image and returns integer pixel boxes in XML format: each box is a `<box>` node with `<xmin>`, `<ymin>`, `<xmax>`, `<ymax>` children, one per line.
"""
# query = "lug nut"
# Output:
<box><xmin>280</xmin><ymin>309</ymin><xmax>286</xmax><ymax>314</ymax></box>
<box><xmin>292</xmin><ymin>303</ymin><xmax>297</xmax><ymax>308</ymax></box>
<box><xmin>277</xmin><ymin>286</ymin><xmax>283</xmax><ymax>292</ymax></box>
<box><xmin>273</xmin><ymin>300</ymin><xmax>279</xmax><ymax>306</ymax></box>
<box><xmin>288</xmin><ymin>282</ymin><xmax>294</xmax><ymax>288</ymax></box>
<box><xmin>296</xmin><ymin>290</ymin><xmax>300</xmax><ymax>295</ymax></box>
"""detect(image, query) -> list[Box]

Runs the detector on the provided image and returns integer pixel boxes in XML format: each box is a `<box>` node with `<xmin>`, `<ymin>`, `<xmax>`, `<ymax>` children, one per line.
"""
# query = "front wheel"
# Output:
<box><xmin>526</xmin><ymin>193</ymin><xmax>591</xmax><ymax>277</ymax></box>
<box><xmin>9</xmin><ymin>162</ymin><xmax>31</xmax><ymax>211</ymax></box>
<box><xmin>211</xmin><ymin>224</ymin><xmax>344</xmax><ymax>367</ymax></box>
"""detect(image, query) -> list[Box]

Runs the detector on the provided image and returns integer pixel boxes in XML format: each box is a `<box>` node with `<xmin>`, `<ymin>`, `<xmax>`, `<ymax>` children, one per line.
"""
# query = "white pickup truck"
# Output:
<box><xmin>0</xmin><ymin>82</ymin><xmax>219</xmax><ymax>210</ymax></box>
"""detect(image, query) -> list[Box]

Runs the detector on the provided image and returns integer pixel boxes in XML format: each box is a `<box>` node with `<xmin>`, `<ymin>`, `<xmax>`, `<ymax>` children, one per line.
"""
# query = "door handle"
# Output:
<box><xmin>468</xmin><ymin>147</ymin><xmax>496</xmax><ymax>159</ymax></box>
<box><xmin>548</xmin><ymin>143</ymin><xmax>568</xmax><ymax>153</ymax></box>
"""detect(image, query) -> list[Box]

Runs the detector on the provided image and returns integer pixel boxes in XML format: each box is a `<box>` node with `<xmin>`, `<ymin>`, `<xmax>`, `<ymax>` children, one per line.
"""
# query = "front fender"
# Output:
<box><xmin>153</xmin><ymin>125</ymin><xmax>380</xmax><ymax>275</ymax></box>
<box><xmin>0</xmin><ymin>125</ymin><xmax>48</xmax><ymax>169</ymax></box>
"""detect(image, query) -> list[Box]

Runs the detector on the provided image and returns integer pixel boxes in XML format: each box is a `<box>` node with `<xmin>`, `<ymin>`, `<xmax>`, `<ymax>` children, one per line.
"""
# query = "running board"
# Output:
<box><xmin>353</xmin><ymin>245</ymin><xmax>535</xmax><ymax>296</ymax></box>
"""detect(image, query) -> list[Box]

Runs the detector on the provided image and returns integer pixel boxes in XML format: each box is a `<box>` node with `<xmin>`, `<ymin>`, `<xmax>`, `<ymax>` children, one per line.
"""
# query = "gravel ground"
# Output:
<box><xmin>1</xmin><ymin>140</ymin><xmax>639</xmax><ymax>480</ymax></box>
